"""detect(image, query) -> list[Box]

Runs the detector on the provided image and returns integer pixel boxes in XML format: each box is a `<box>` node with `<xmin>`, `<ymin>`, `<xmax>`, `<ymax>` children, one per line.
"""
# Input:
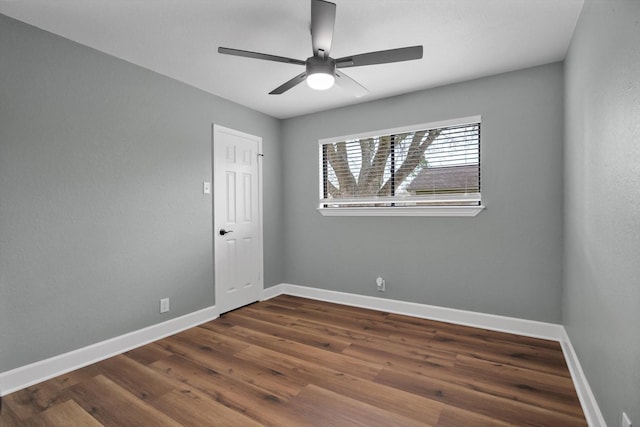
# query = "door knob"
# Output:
<box><xmin>219</xmin><ymin>229</ymin><xmax>233</xmax><ymax>236</ymax></box>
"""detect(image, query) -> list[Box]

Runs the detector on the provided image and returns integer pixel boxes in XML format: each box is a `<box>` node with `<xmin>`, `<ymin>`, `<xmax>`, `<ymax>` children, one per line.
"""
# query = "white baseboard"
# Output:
<box><xmin>264</xmin><ymin>283</ymin><xmax>605</xmax><ymax>427</ymax></box>
<box><xmin>264</xmin><ymin>283</ymin><xmax>564</xmax><ymax>340</ymax></box>
<box><xmin>0</xmin><ymin>306</ymin><xmax>218</xmax><ymax>396</ymax></box>
<box><xmin>559</xmin><ymin>329</ymin><xmax>607</xmax><ymax>427</ymax></box>
<box><xmin>262</xmin><ymin>284</ymin><xmax>284</xmax><ymax>301</ymax></box>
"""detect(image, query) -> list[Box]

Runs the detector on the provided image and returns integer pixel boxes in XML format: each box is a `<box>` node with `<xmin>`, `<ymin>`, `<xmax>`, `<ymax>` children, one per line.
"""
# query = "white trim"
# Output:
<box><xmin>264</xmin><ymin>284</ymin><xmax>562</xmax><ymax>340</ymax></box>
<box><xmin>318</xmin><ymin>205</ymin><xmax>485</xmax><ymax>217</ymax></box>
<box><xmin>263</xmin><ymin>283</ymin><xmax>605</xmax><ymax>427</ymax></box>
<box><xmin>320</xmin><ymin>193</ymin><xmax>482</xmax><ymax>205</ymax></box>
<box><xmin>559</xmin><ymin>329</ymin><xmax>607</xmax><ymax>427</ymax></box>
<box><xmin>318</xmin><ymin>115</ymin><xmax>482</xmax><ymax>145</ymax></box>
<box><xmin>261</xmin><ymin>285</ymin><xmax>283</xmax><ymax>301</ymax></box>
<box><xmin>0</xmin><ymin>306</ymin><xmax>218</xmax><ymax>396</ymax></box>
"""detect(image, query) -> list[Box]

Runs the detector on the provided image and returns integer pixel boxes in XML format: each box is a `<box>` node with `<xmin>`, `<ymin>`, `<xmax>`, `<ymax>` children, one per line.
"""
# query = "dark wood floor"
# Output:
<box><xmin>0</xmin><ymin>295</ymin><xmax>587</xmax><ymax>426</ymax></box>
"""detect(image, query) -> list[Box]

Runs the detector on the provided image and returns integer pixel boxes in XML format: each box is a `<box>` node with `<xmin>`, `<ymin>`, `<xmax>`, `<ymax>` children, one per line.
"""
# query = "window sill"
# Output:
<box><xmin>317</xmin><ymin>205</ymin><xmax>485</xmax><ymax>217</ymax></box>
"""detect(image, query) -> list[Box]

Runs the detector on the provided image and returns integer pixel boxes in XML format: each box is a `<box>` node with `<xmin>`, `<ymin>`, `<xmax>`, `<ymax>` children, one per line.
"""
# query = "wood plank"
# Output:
<box><xmin>453</xmin><ymin>354</ymin><xmax>584</xmax><ymax>418</ymax></box>
<box><xmin>149</xmin><ymin>354</ymin><xmax>310</xmax><ymax>427</ymax></box>
<box><xmin>182</xmin><ymin>323</ymin><xmax>252</xmax><ymax>354</ymax></box>
<box><xmin>286</xmin><ymin>384</ymin><xmax>433</xmax><ymax>427</ymax></box>
<box><xmin>270</xmin><ymin>295</ymin><xmax>391</xmax><ymax>321</ymax></box>
<box><xmin>203</xmin><ymin>321</ymin><xmax>383</xmax><ymax>380</ymax></box>
<box><xmin>385</xmin><ymin>312</ymin><xmax>562</xmax><ymax>350</ymax></box>
<box><xmin>254</xmin><ymin>302</ymin><xmax>411</xmax><ymax>340</ymax></box>
<box><xmin>124</xmin><ymin>342</ymin><xmax>173</xmax><ymax>366</ymax></box>
<box><xmin>375</xmin><ymin>368</ymin><xmax>587</xmax><ymax>427</ymax></box>
<box><xmin>66</xmin><ymin>375</ymin><xmax>182</xmax><ymax>427</ymax></box>
<box><xmin>280</xmin><ymin>316</ymin><xmax>457</xmax><ymax>363</ymax></box>
<box><xmin>428</xmin><ymin>330</ymin><xmax>570</xmax><ymax>377</ymax></box>
<box><xmin>343</xmin><ymin>342</ymin><xmax>582</xmax><ymax>418</ymax></box>
<box><xmin>1</xmin><ymin>364</ymin><xmax>103</xmax><ymax>420</ymax></box>
<box><xmin>235</xmin><ymin>344</ymin><xmax>444</xmax><ymax>425</ymax></box>
<box><xmin>157</xmin><ymin>333</ymin><xmax>306</xmax><ymax>400</ymax></box>
<box><xmin>150</xmin><ymin>388</ymin><xmax>264</xmax><ymax>427</ymax></box>
<box><xmin>95</xmin><ymin>354</ymin><xmax>176</xmax><ymax>401</ymax></box>
<box><xmin>0</xmin><ymin>399</ymin><xmax>25</xmax><ymax>427</ymax></box>
<box><xmin>435</xmin><ymin>405</ymin><xmax>516</xmax><ymax>427</ymax></box>
<box><xmin>238</xmin><ymin>306</ymin><xmax>376</xmax><ymax>342</ymax></box>
<box><xmin>23</xmin><ymin>400</ymin><xmax>103</xmax><ymax>427</ymax></box>
<box><xmin>219</xmin><ymin>309</ymin><xmax>353</xmax><ymax>352</ymax></box>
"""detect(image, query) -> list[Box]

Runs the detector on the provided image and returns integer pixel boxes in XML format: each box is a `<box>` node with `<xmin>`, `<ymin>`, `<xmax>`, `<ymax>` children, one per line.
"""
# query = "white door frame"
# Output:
<box><xmin>212</xmin><ymin>124</ymin><xmax>264</xmax><ymax>314</ymax></box>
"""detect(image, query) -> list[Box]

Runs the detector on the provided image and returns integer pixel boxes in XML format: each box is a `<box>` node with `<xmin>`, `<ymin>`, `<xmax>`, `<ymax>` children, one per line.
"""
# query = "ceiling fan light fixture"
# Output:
<box><xmin>306</xmin><ymin>72</ymin><xmax>335</xmax><ymax>90</ymax></box>
<box><xmin>306</xmin><ymin>57</ymin><xmax>335</xmax><ymax>90</ymax></box>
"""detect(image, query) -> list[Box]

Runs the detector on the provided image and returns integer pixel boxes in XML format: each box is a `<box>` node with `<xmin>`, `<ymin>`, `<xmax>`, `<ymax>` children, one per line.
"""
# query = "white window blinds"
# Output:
<box><xmin>319</xmin><ymin>118</ymin><xmax>481</xmax><ymax>209</ymax></box>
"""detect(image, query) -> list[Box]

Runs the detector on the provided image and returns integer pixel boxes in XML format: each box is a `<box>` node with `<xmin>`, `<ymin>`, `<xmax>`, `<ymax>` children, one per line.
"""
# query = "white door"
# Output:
<box><xmin>213</xmin><ymin>125</ymin><xmax>263</xmax><ymax>314</ymax></box>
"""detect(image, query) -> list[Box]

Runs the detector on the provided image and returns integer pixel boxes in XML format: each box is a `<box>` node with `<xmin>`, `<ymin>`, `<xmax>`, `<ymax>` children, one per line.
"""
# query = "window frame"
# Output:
<box><xmin>317</xmin><ymin>115</ymin><xmax>485</xmax><ymax>217</ymax></box>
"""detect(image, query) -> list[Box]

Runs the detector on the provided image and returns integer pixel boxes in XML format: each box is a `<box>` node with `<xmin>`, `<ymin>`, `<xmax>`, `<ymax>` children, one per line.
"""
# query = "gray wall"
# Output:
<box><xmin>564</xmin><ymin>0</ymin><xmax>640</xmax><ymax>424</ymax></box>
<box><xmin>0</xmin><ymin>14</ymin><xmax>283</xmax><ymax>372</ymax></box>
<box><xmin>282</xmin><ymin>63</ymin><xmax>565</xmax><ymax>323</ymax></box>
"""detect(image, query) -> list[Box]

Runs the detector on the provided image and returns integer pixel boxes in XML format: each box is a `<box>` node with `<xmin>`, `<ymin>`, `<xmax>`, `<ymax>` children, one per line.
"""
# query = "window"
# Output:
<box><xmin>318</xmin><ymin>116</ymin><xmax>484</xmax><ymax>216</ymax></box>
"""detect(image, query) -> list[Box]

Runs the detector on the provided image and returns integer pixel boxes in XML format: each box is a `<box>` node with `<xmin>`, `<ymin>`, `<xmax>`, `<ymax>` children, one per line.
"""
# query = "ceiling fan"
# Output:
<box><xmin>218</xmin><ymin>0</ymin><xmax>423</xmax><ymax>97</ymax></box>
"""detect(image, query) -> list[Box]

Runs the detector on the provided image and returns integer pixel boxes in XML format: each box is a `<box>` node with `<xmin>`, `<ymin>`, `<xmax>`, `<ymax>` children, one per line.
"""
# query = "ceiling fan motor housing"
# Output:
<box><xmin>306</xmin><ymin>55</ymin><xmax>336</xmax><ymax>77</ymax></box>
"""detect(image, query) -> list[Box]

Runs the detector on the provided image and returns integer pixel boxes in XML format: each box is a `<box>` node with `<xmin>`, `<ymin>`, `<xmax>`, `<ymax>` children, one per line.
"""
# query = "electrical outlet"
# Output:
<box><xmin>622</xmin><ymin>412</ymin><xmax>632</xmax><ymax>427</ymax></box>
<box><xmin>376</xmin><ymin>277</ymin><xmax>385</xmax><ymax>292</ymax></box>
<box><xmin>160</xmin><ymin>298</ymin><xmax>170</xmax><ymax>313</ymax></box>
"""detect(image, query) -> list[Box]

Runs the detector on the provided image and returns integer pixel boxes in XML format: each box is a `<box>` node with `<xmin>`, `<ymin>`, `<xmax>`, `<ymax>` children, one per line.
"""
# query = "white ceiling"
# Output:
<box><xmin>0</xmin><ymin>0</ymin><xmax>583</xmax><ymax>119</ymax></box>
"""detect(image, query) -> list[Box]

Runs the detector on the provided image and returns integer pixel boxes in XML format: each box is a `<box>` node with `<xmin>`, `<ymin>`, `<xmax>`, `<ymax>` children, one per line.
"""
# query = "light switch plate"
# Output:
<box><xmin>203</xmin><ymin>181</ymin><xmax>211</xmax><ymax>194</ymax></box>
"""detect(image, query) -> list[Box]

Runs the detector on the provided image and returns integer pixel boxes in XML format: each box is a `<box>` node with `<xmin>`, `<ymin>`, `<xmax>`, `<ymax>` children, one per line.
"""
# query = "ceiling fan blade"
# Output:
<box><xmin>335</xmin><ymin>70</ymin><xmax>368</xmax><ymax>98</ymax></box>
<box><xmin>218</xmin><ymin>47</ymin><xmax>305</xmax><ymax>66</ymax></box>
<box><xmin>336</xmin><ymin>45</ymin><xmax>423</xmax><ymax>68</ymax></box>
<box><xmin>311</xmin><ymin>0</ymin><xmax>336</xmax><ymax>57</ymax></box>
<box><xmin>269</xmin><ymin>72</ymin><xmax>308</xmax><ymax>95</ymax></box>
